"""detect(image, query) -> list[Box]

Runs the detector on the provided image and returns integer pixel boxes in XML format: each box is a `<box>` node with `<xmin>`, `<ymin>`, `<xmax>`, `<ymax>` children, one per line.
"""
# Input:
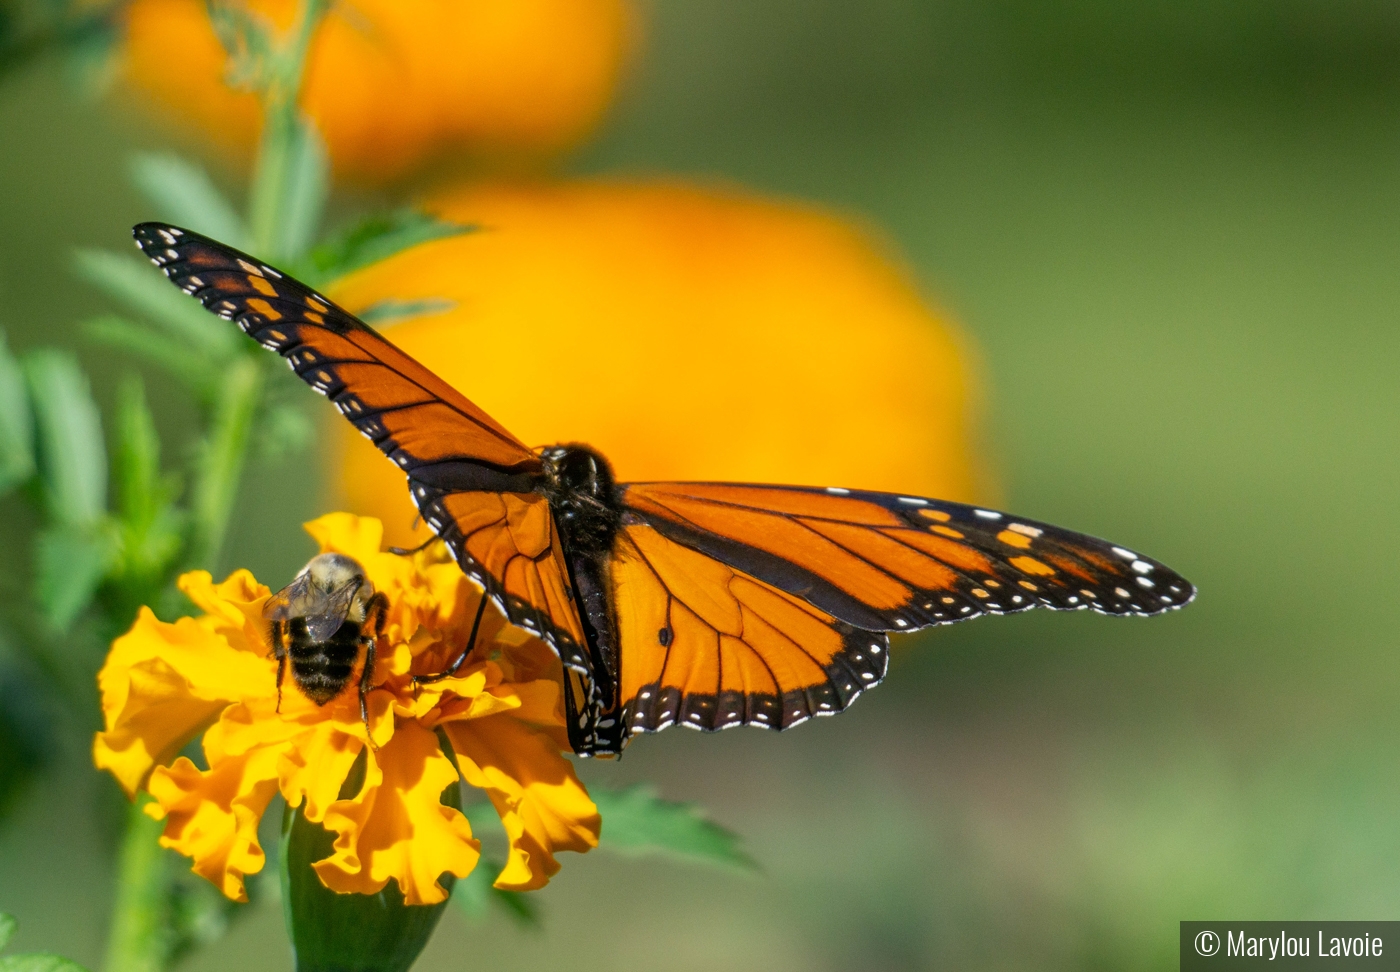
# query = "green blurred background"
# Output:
<box><xmin>3</xmin><ymin>0</ymin><xmax>1400</xmax><ymax>968</ymax></box>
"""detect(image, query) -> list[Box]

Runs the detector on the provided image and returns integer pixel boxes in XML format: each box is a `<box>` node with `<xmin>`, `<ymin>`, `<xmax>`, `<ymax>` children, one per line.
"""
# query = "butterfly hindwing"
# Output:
<box><xmin>610</xmin><ymin>522</ymin><xmax>888</xmax><ymax>739</ymax></box>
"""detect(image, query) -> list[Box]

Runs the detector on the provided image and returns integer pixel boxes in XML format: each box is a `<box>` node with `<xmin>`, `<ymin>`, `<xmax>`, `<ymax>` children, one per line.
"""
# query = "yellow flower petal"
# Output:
<box><xmin>278</xmin><ymin>720</ymin><xmax>365</xmax><ymax>825</ymax></box>
<box><xmin>94</xmin><ymin>606</ymin><xmax>274</xmax><ymax>796</ymax></box>
<box><xmin>146</xmin><ymin>745</ymin><xmax>284</xmax><ymax>902</ymax></box>
<box><xmin>178</xmin><ymin>569</ymin><xmax>274</xmax><ymax>658</ymax></box>
<box><xmin>314</xmin><ymin>722</ymin><xmax>479</xmax><ymax>904</ymax></box>
<box><xmin>444</xmin><ymin>715</ymin><xmax>599</xmax><ymax>891</ymax></box>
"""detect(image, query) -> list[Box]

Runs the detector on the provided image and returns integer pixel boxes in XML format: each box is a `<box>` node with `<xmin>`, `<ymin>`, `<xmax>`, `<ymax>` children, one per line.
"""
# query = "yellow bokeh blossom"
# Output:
<box><xmin>326</xmin><ymin>179</ymin><xmax>985</xmax><ymax>549</ymax></box>
<box><xmin>119</xmin><ymin>0</ymin><xmax>632</xmax><ymax>182</ymax></box>
<box><xmin>93</xmin><ymin>513</ymin><xmax>599</xmax><ymax>904</ymax></box>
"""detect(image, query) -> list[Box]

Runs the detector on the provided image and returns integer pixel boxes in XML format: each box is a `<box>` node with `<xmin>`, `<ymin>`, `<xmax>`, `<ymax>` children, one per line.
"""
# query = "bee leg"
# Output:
<box><xmin>413</xmin><ymin>591</ymin><xmax>488</xmax><ymax>689</ymax></box>
<box><xmin>271</xmin><ymin>619</ymin><xmax>288</xmax><ymax>714</ymax></box>
<box><xmin>358</xmin><ymin>593</ymin><xmax>389</xmax><ymax>749</ymax></box>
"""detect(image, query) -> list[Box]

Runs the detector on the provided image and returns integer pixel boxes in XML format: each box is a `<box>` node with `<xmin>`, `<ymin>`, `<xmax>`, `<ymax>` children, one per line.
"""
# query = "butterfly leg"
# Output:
<box><xmin>413</xmin><ymin>591</ymin><xmax>488</xmax><ymax>690</ymax></box>
<box><xmin>270</xmin><ymin>619</ymin><xmax>288</xmax><ymax>714</ymax></box>
<box><xmin>388</xmin><ymin>535</ymin><xmax>438</xmax><ymax>557</ymax></box>
<box><xmin>358</xmin><ymin>593</ymin><xmax>389</xmax><ymax>749</ymax></box>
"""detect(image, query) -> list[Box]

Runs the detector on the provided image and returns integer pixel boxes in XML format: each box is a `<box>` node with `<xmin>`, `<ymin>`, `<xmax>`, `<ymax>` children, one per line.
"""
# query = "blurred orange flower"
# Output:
<box><xmin>93</xmin><ymin>513</ymin><xmax>599</xmax><ymax>903</ymax></box>
<box><xmin>119</xmin><ymin>0</ymin><xmax>632</xmax><ymax>182</ymax></box>
<box><xmin>326</xmin><ymin>180</ymin><xmax>985</xmax><ymax>549</ymax></box>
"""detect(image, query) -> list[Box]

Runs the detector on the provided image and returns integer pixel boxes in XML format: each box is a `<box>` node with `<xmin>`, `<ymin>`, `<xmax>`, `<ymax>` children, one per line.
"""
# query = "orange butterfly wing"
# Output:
<box><xmin>132</xmin><ymin>224</ymin><xmax>594</xmax><ymax>679</ymax></box>
<box><xmin>605</xmin><ymin>481</ymin><xmax>1193</xmax><ymax>742</ymax></box>
<box><xmin>610</xmin><ymin>522</ymin><xmax>887</xmax><ymax>737</ymax></box>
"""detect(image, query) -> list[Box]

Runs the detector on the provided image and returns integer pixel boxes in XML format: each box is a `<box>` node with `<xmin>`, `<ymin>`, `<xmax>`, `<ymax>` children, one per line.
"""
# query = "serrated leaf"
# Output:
<box><xmin>22</xmin><ymin>350</ymin><xmax>105</xmax><ymax>528</ymax></box>
<box><xmin>310</xmin><ymin>210</ymin><xmax>475</xmax><ymax>284</ymax></box>
<box><xmin>82</xmin><ymin>314</ymin><xmax>221</xmax><ymax>397</ymax></box>
<box><xmin>593</xmin><ymin>785</ymin><xmax>757</xmax><ymax>871</ymax></box>
<box><xmin>72</xmin><ymin>250</ymin><xmax>238</xmax><ymax>362</ymax></box>
<box><xmin>111</xmin><ymin>376</ymin><xmax>183</xmax><ymax>586</ymax></box>
<box><xmin>129</xmin><ymin>153</ymin><xmax>249</xmax><ymax>249</ymax></box>
<box><xmin>207</xmin><ymin>1</ymin><xmax>276</xmax><ymax>91</ymax></box>
<box><xmin>0</xmin><ymin>913</ymin><xmax>14</xmax><ymax>950</ymax></box>
<box><xmin>35</xmin><ymin>525</ymin><xmax>113</xmax><ymax>631</ymax></box>
<box><xmin>0</xmin><ymin>330</ymin><xmax>34</xmax><ymax>494</ymax></box>
<box><xmin>0</xmin><ymin>954</ymin><xmax>91</xmax><ymax>972</ymax></box>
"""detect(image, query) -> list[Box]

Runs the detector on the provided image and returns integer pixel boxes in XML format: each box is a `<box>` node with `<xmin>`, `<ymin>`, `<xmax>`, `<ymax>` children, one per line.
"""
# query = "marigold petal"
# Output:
<box><xmin>444</xmin><ymin>715</ymin><xmax>599</xmax><ymax>891</ymax></box>
<box><xmin>304</xmin><ymin>512</ymin><xmax>385</xmax><ymax>566</ymax></box>
<box><xmin>278</xmin><ymin>720</ymin><xmax>365</xmax><ymax>824</ymax></box>
<box><xmin>313</xmin><ymin>722</ymin><xmax>478</xmax><ymax>904</ymax></box>
<box><xmin>178</xmin><ymin>569</ymin><xmax>274</xmax><ymax>657</ymax></box>
<box><xmin>94</xmin><ymin>606</ymin><xmax>274</xmax><ymax>795</ymax></box>
<box><xmin>146</xmin><ymin>746</ymin><xmax>284</xmax><ymax>902</ymax></box>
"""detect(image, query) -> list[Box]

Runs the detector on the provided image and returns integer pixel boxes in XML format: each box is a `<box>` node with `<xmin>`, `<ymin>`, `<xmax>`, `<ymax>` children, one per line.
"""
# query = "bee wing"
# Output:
<box><xmin>303</xmin><ymin>579</ymin><xmax>362</xmax><ymax>642</ymax></box>
<box><xmin>264</xmin><ymin>572</ymin><xmax>313</xmax><ymax>621</ymax></box>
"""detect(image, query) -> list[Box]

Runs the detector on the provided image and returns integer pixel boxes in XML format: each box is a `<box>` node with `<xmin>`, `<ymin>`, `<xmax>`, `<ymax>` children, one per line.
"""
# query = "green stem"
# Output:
<box><xmin>189</xmin><ymin>354</ymin><xmax>263</xmax><ymax>573</ymax></box>
<box><xmin>104</xmin><ymin>798</ymin><xmax>172</xmax><ymax>972</ymax></box>
<box><xmin>249</xmin><ymin>0</ymin><xmax>329</xmax><ymax>259</ymax></box>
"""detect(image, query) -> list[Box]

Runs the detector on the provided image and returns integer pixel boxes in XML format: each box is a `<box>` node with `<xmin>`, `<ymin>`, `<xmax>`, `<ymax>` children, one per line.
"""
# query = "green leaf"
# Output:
<box><xmin>0</xmin><ymin>912</ymin><xmax>14</xmax><ymax>950</ymax></box>
<box><xmin>593</xmin><ymin>785</ymin><xmax>757</xmax><ymax>872</ymax></box>
<box><xmin>34</xmin><ymin>525</ymin><xmax>113</xmax><ymax>632</ymax></box>
<box><xmin>449</xmin><ymin>855</ymin><xmax>540</xmax><ymax>929</ymax></box>
<box><xmin>206</xmin><ymin>1</ymin><xmax>277</xmax><ymax>92</ymax></box>
<box><xmin>72</xmin><ymin>250</ymin><xmax>239</xmax><ymax>362</ymax></box>
<box><xmin>256</xmin><ymin>401</ymin><xmax>312</xmax><ymax>461</ymax></box>
<box><xmin>0</xmin><ymin>330</ymin><xmax>34</xmax><ymax>494</ymax></box>
<box><xmin>0</xmin><ymin>954</ymin><xmax>91</xmax><ymax>972</ymax></box>
<box><xmin>111</xmin><ymin>376</ymin><xmax>183</xmax><ymax>587</ymax></box>
<box><xmin>357</xmin><ymin>298</ymin><xmax>455</xmax><ymax>328</ymax></box>
<box><xmin>129</xmin><ymin>153</ymin><xmax>250</xmax><ymax>250</ymax></box>
<box><xmin>275</xmin><ymin>117</ymin><xmax>328</xmax><ymax>263</ymax></box>
<box><xmin>22</xmin><ymin>350</ymin><xmax>105</xmax><ymax>528</ymax></box>
<box><xmin>82</xmin><ymin>314</ymin><xmax>221</xmax><ymax>397</ymax></box>
<box><xmin>309</xmin><ymin>210</ymin><xmax>476</xmax><ymax>285</ymax></box>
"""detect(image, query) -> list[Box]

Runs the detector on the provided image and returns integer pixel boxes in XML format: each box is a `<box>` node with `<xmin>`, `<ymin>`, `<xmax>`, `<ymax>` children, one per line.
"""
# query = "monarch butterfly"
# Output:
<box><xmin>134</xmin><ymin>222</ymin><xmax>1195</xmax><ymax>758</ymax></box>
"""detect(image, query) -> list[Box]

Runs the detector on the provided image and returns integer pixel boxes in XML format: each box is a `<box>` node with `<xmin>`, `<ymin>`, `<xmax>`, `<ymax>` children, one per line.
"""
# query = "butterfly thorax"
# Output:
<box><xmin>538</xmin><ymin>444</ymin><xmax>624</xmax><ymax>563</ymax></box>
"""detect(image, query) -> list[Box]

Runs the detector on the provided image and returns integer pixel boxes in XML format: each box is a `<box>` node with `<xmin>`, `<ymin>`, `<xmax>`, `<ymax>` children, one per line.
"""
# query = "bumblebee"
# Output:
<box><xmin>265</xmin><ymin>553</ymin><xmax>388</xmax><ymax>726</ymax></box>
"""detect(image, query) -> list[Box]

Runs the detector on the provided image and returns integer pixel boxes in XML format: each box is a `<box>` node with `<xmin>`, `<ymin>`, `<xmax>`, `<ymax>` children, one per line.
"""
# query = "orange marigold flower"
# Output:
<box><xmin>327</xmin><ymin>180</ymin><xmax>986</xmax><ymax>549</ymax></box>
<box><xmin>118</xmin><ymin>0</ymin><xmax>632</xmax><ymax>182</ymax></box>
<box><xmin>93</xmin><ymin>513</ymin><xmax>599</xmax><ymax>904</ymax></box>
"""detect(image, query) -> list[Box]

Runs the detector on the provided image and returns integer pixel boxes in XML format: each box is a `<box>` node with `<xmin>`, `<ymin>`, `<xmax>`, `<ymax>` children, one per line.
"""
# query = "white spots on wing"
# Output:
<box><xmin>157</xmin><ymin>229</ymin><xmax>176</xmax><ymax>245</ymax></box>
<box><xmin>168</xmin><ymin>227</ymin><xmax>183</xmax><ymax>236</ymax></box>
<box><xmin>237</xmin><ymin>259</ymin><xmax>263</xmax><ymax>276</ymax></box>
<box><xmin>1007</xmin><ymin>522</ymin><xmax>1043</xmax><ymax>538</ymax></box>
<box><xmin>1114</xmin><ymin>587</ymin><xmax>1131</xmax><ymax>598</ymax></box>
<box><xmin>897</xmin><ymin>496</ymin><xmax>928</xmax><ymax>506</ymax></box>
<box><xmin>1068</xmin><ymin>596</ymin><xmax>1080</xmax><ymax>604</ymax></box>
<box><xmin>960</xmin><ymin>606</ymin><xmax>971</xmax><ymax>614</ymax></box>
<box><xmin>870</xmin><ymin>643</ymin><xmax>882</xmax><ymax>653</ymax></box>
<box><xmin>974</xmin><ymin>509</ymin><xmax>1002</xmax><ymax>520</ymax></box>
<box><xmin>1112</xmin><ymin>547</ymin><xmax>1138</xmax><ymax>560</ymax></box>
<box><xmin>261</xmin><ymin>265</ymin><xmax>282</xmax><ymax>278</ymax></box>
<box><xmin>164</xmin><ymin>248</ymin><xmax>179</xmax><ymax>260</ymax></box>
<box><xmin>1131</xmin><ymin>560</ymin><xmax>1153</xmax><ymax>574</ymax></box>
<box><xmin>825</xmin><ymin>486</ymin><xmax>851</xmax><ymax>495</ymax></box>
<box><xmin>1136</xmin><ymin>576</ymin><xmax>1155</xmax><ymax>589</ymax></box>
<box><xmin>894</xmin><ymin>618</ymin><xmax>908</xmax><ymax>628</ymax></box>
<box><xmin>1011</xmin><ymin>595</ymin><xmax>1023</xmax><ymax>604</ymax></box>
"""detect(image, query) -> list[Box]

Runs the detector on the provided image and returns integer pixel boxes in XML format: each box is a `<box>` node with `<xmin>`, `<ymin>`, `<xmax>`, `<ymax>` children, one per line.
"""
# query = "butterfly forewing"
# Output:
<box><xmin>133</xmin><ymin>223</ymin><xmax>606</xmax><ymax>740</ymax></box>
<box><xmin>619</xmin><ymin>482</ymin><xmax>1195</xmax><ymax>632</ymax></box>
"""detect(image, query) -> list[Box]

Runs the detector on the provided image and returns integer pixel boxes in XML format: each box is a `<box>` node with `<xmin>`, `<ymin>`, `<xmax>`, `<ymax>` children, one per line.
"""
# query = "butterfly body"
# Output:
<box><xmin>133</xmin><ymin>222</ymin><xmax>1196</xmax><ymax>760</ymax></box>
